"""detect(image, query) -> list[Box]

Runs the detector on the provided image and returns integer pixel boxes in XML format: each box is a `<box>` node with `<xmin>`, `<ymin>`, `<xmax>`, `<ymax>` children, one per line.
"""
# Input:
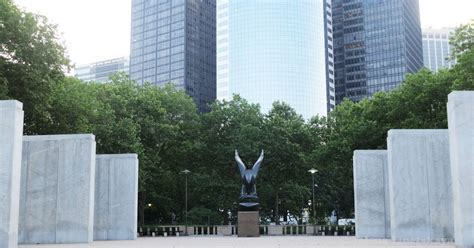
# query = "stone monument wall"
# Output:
<box><xmin>19</xmin><ymin>134</ymin><xmax>96</xmax><ymax>244</ymax></box>
<box><xmin>0</xmin><ymin>101</ymin><xmax>24</xmax><ymax>248</ymax></box>
<box><xmin>94</xmin><ymin>154</ymin><xmax>138</xmax><ymax>240</ymax></box>
<box><xmin>447</xmin><ymin>91</ymin><xmax>474</xmax><ymax>248</ymax></box>
<box><xmin>353</xmin><ymin>150</ymin><xmax>390</xmax><ymax>239</ymax></box>
<box><xmin>387</xmin><ymin>130</ymin><xmax>454</xmax><ymax>242</ymax></box>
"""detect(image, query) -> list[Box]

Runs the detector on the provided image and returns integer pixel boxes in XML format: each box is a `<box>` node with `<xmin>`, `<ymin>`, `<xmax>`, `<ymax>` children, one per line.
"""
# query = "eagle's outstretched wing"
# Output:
<box><xmin>235</xmin><ymin>150</ymin><xmax>246</xmax><ymax>177</ymax></box>
<box><xmin>252</xmin><ymin>150</ymin><xmax>264</xmax><ymax>177</ymax></box>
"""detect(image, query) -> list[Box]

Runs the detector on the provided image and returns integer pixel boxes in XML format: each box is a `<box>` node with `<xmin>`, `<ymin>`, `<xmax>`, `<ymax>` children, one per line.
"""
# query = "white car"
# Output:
<box><xmin>338</xmin><ymin>218</ymin><xmax>355</xmax><ymax>226</ymax></box>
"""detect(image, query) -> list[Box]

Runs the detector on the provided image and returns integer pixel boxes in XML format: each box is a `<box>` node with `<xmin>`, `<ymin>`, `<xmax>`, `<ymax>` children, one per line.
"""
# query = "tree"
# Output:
<box><xmin>306</xmin><ymin>23</ymin><xmax>474</xmax><ymax>218</ymax></box>
<box><xmin>0</xmin><ymin>0</ymin><xmax>70</xmax><ymax>134</ymax></box>
<box><xmin>85</xmin><ymin>74</ymin><xmax>200</xmax><ymax>226</ymax></box>
<box><xmin>260</xmin><ymin>102</ymin><xmax>311</xmax><ymax>224</ymax></box>
<box><xmin>449</xmin><ymin>20</ymin><xmax>474</xmax><ymax>60</ymax></box>
<box><xmin>135</xmin><ymin>82</ymin><xmax>200</xmax><ymax>226</ymax></box>
<box><xmin>46</xmin><ymin>72</ymin><xmax>201</xmax><ymax>226</ymax></box>
<box><xmin>47</xmin><ymin>77</ymin><xmax>98</xmax><ymax>134</ymax></box>
<box><xmin>449</xmin><ymin>20</ymin><xmax>474</xmax><ymax>90</ymax></box>
<box><xmin>198</xmin><ymin>95</ymin><xmax>264</xmax><ymax>224</ymax></box>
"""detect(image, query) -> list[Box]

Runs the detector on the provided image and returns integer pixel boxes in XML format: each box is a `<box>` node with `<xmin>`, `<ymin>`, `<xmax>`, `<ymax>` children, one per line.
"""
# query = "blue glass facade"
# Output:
<box><xmin>332</xmin><ymin>0</ymin><xmax>423</xmax><ymax>103</ymax></box>
<box><xmin>130</xmin><ymin>0</ymin><xmax>216</xmax><ymax>112</ymax></box>
<box><xmin>217</xmin><ymin>1</ymin><xmax>334</xmax><ymax>119</ymax></box>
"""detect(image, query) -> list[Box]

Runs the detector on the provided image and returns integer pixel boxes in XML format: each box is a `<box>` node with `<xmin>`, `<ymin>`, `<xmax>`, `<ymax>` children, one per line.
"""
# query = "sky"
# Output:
<box><xmin>13</xmin><ymin>0</ymin><xmax>474</xmax><ymax>66</ymax></box>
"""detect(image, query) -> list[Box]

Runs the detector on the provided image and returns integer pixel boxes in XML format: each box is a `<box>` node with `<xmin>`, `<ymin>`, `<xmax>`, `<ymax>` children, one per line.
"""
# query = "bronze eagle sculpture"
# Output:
<box><xmin>235</xmin><ymin>149</ymin><xmax>264</xmax><ymax>199</ymax></box>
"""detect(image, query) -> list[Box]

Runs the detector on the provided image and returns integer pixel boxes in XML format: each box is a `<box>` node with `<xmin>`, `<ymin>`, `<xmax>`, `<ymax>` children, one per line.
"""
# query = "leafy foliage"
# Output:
<box><xmin>0</xmin><ymin>0</ymin><xmax>70</xmax><ymax>133</ymax></box>
<box><xmin>449</xmin><ymin>19</ymin><xmax>474</xmax><ymax>60</ymax></box>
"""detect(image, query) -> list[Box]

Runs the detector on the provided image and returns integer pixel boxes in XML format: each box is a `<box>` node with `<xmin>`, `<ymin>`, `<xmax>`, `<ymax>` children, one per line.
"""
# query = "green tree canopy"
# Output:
<box><xmin>449</xmin><ymin>19</ymin><xmax>474</xmax><ymax>60</ymax></box>
<box><xmin>450</xmin><ymin>20</ymin><xmax>474</xmax><ymax>90</ymax></box>
<box><xmin>0</xmin><ymin>0</ymin><xmax>70</xmax><ymax>133</ymax></box>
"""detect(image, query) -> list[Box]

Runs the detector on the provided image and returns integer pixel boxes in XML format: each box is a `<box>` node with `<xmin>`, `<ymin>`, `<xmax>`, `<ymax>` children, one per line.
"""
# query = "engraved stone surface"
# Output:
<box><xmin>0</xmin><ymin>101</ymin><xmax>24</xmax><ymax>248</ymax></box>
<box><xmin>447</xmin><ymin>91</ymin><xmax>474</xmax><ymax>248</ymax></box>
<box><xmin>387</xmin><ymin>130</ymin><xmax>454</xmax><ymax>242</ymax></box>
<box><xmin>94</xmin><ymin>154</ymin><xmax>138</xmax><ymax>241</ymax></box>
<box><xmin>237</xmin><ymin>211</ymin><xmax>259</xmax><ymax>237</ymax></box>
<box><xmin>19</xmin><ymin>134</ymin><xmax>96</xmax><ymax>244</ymax></box>
<box><xmin>353</xmin><ymin>150</ymin><xmax>390</xmax><ymax>239</ymax></box>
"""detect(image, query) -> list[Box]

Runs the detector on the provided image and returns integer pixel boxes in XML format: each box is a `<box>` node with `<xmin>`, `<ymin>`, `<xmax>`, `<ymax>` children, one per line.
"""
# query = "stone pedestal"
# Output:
<box><xmin>448</xmin><ymin>91</ymin><xmax>474</xmax><ymax>248</ymax></box>
<box><xmin>387</xmin><ymin>130</ymin><xmax>454</xmax><ymax>242</ymax></box>
<box><xmin>0</xmin><ymin>101</ymin><xmax>24</xmax><ymax>248</ymax></box>
<box><xmin>238</xmin><ymin>211</ymin><xmax>259</xmax><ymax>237</ymax></box>
<box><xmin>353</xmin><ymin>150</ymin><xmax>390</xmax><ymax>239</ymax></box>
<box><xmin>19</xmin><ymin>135</ymin><xmax>96</xmax><ymax>244</ymax></box>
<box><xmin>94</xmin><ymin>154</ymin><xmax>138</xmax><ymax>241</ymax></box>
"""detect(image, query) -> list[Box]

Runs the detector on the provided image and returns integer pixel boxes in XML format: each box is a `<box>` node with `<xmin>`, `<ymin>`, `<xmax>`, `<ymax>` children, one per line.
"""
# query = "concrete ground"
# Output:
<box><xmin>19</xmin><ymin>236</ymin><xmax>456</xmax><ymax>248</ymax></box>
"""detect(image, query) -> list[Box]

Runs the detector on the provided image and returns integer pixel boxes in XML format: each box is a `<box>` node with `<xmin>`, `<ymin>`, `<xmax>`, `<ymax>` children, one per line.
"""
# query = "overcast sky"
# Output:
<box><xmin>13</xmin><ymin>0</ymin><xmax>474</xmax><ymax>66</ymax></box>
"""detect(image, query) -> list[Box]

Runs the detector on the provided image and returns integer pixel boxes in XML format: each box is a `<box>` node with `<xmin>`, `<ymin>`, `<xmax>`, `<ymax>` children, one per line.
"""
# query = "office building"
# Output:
<box><xmin>422</xmin><ymin>27</ymin><xmax>456</xmax><ymax>72</ymax></box>
<box><xmin>75</xmin><ymin>57</ymin><xmax>129</xmax><ymax>83</ymax></box>
<box><xmin>217</xmin><ymin>0</ymin><xmax>334</xmax><ymax>119</ymax></box>
<box><xmin>332</xmin><ymin>0</ymin><xmax>423</xmax><ymax>103</ymax></box>
<box><xmin>130</xmin><ymin>0</ymin><xmax>216</xmax><ymax>112</ymax></box>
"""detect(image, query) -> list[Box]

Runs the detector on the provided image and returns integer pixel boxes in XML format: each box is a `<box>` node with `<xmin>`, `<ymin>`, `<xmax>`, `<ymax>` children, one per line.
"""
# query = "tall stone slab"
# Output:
<box><xmin>19</xmin><ymin>134</ymin><xmax>96</xmax><ymax>244</ymax></box>
<box><xmin>0</xmin><ymin>101</ymin><xmax>24</xmax><ymax>248</ymax></box>
<box><xmin>353</xmin><ymin>150</ymin><xmax>390</xmax><ymax>239</ymax></box>
<box><xmin>94</xmin><ymin>154</ymin><xmax>138</xmax><ymax>240</ymax></box>
<box><xmin>448</xmin><ymin>91</ymin><xmax>474</xmax><ymax>248</ymax></box>
<box><xmin>387</xmin><ymin>130</ymin><xmax>454</xmax><ymax>242</ymax></box>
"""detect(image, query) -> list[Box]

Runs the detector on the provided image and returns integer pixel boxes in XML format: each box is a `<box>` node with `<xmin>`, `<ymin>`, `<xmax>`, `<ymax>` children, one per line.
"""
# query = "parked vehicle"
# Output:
<box><xmin>338</xmin><ymin>218</ymin><xmax>355</xmax><ymax>226</ymax></box>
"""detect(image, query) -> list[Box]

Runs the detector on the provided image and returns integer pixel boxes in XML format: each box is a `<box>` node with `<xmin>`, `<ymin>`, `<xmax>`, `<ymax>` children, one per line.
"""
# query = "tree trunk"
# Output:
<box><xmin>138</xmin><ymin>191</ymin><xmax>147</xmax><ymax>227</ymax></box>
<box><xmin>275</xmin><ymin>192</ymin><xmax>280</xmax><ymax>225</ymax></box>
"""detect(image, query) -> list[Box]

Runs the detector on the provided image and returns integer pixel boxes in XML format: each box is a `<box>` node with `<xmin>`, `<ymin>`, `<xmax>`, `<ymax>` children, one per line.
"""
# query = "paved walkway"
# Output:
<box><xmin>19</xmin><ymin>236</ymin><xmax>455</xmax><ymax>248</ymax></box>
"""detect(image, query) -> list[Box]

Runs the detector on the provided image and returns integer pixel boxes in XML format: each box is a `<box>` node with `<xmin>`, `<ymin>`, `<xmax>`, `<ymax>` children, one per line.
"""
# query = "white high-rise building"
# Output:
<box><xmin>422</xmin><ymin>27</ymin><xmax>456</xmax><ymax>72</ymax></box>
<box><xmin>74</xmin><ymin>57</ymin><xmax>129</xmax><ymax>83</ymax></box>
<box><xmin>217</xmin><ymin>1</ymin><xmax>334</xmax><ymax>119</ymax></box>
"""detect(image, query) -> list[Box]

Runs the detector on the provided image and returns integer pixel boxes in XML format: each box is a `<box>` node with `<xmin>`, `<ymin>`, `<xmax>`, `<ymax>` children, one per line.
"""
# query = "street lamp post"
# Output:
<box><xmin>308</xmin><ymin>168</ymin><xmax>318</xmax><ymax>229</ymax></box>
<box><xmin>182</xmin><ymin>169</ymin><xmax>191</xmax><ymax>236</ymax></box>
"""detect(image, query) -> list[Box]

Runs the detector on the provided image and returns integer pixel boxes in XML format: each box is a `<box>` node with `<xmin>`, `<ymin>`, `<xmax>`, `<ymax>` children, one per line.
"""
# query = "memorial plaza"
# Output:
<box><xmin>19</xmin><ymin>236</ymin><xmax>456</xmax><ymax>248</ymax></box>
<box><xmin>2</xmin><ymin>92</ymin><xmax>473</xmax><ymax>248</ymax></box>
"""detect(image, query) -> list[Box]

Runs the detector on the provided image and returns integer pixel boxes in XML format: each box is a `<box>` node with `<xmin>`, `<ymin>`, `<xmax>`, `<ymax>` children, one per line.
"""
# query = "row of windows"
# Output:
<box><xmin>346</xmin><ymin>80</ymin><xmax>367</xmax><ymax>89</ymax></box>
<box><xmin>422</xmin><ymin>34</ymin><xmax>450</xmax><ymax>39</ymax></box>
<box><xmin>138</xmin><ymin>36</ymin><xmax>184</xmax><ymax>49</ymax></box>
<box><xmin>131</xmin><ymin>29</ymin><xmax>185</xmax><ymax>49</ymax></box>
<box><xmin>345</xmin><ymin>57</ymin><xmax>365</xmax><ymax>65</ymax></box>
<box><xmin>139</xmin><ymin>68</ymin><xmax>184</xmax><ymax>82</ymax></box>
<box><xmin>343</xmin><ymin>2</ymin><xmax>362</xmax><ymax>11</ymax></box>
<box><xmin>346</xmin><ymin>73</ymin><xmax>366</xmax><ymax>81</ymax></box>
<box><xmin>133</xmin><ymin>3</ymin><xmax>184</xmax><ymax>21</ymax></box>
<box><xmin>131</xmin><ymin>51</ymin><xmax>184</xmax><ymax>68</ymax></box>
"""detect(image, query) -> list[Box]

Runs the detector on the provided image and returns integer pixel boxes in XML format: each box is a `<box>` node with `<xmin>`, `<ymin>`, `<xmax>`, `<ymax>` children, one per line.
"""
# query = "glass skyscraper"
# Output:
<box><xmin>130</xmin><ymin>0</ymin><xmax>216</xmax><ymax>112</ymax></box>
<box><xmin>332</xmin><ymin>0</ymin><xmax>423</xmax><ymax>103</ymax></box>
<box><xmin>422</xmin><ymin>27</ymin><xmax>456</xmax><ymax>72</ymax></box>
<box><xmin>217</xmin><ymin>0</ymin><xmax>334</xmax><ymax>119</ymax></box>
